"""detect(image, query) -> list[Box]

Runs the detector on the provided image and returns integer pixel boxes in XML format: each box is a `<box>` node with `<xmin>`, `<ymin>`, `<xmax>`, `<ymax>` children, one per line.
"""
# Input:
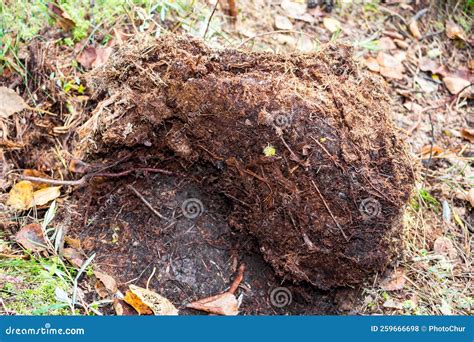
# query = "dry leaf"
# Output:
<box><xmin>394</xmin><ymin>39</ymin><xmax>408</xmax><ymax>49</ymax></box>
<box><xmin>380</xmin><ymin>269</ymin><xmax>406</xmax><ymax>291</ymax></box>
<box><xmin>6</xmin><ymin>181</ymin><xmax>34</xmax><ymax>210</ymax></box>
<box><xmin>420</xmin><ymin>145</ymin><xmax>444</xmax><ymax>156</ymax></box>
<box><xmin>15</xmin><ymin>223</ymin><xmax>47</xmax><ymax>252</ymax></box>
<box><xmin>48</xmin><ymin>3</ymin><xmax>75</xmax><ymax>31</ymax></box>
<box><xmin>466</xmin><ymin>188</ymin><xmax>474</xmax><ymax>207</ymax></box>
<box><xmin>113</xmin><ymin>298</ymin><xmax>138</xmax><ymax>316</ymax></box>
<box><xmin>274</xmin><ymin>15</ymin><xmax>293</xmax><ymax>30</ymax></box>
<box><xmin>0</xmin><ymin>86</ymin><xmax>27</xmax><ymax>119</ymax></box>
<box><xmin>124</xmin><ymin>290</ymin><xmax>153</xmax><ymax>315</ymax></box>
<box><xmin>433</xmin><ymin>236</ymin><xmax>457</xmax><ymax>260</ymax></box>
<box><xmin>446</xmin><ymin>21</ymin><xmax>466</xmax><ymax>41</ymax></box>
<box><xmin>379</xmin><ymin>37</ymin><xmax>396</xmax><ymax>50</ymax></box>
<box><xmin>443</xmin><ymin>77</ymin><xmax>473</xmax><ymax>97</ymax></box>
<box><xmin>32</xmin><ymin>186</ymin><xmax>61</xmax><ymax>207</ymax></box>
<box><xmin>64</xmin><ymin>236</ymin><xmax>82</xmax><ymax>249</ymax></box>
<box><xmin>77</xmin><ymin>47</ymin><xmax>113</xmax><ymax>69</ymax></box>
<box><xmin>187</xmin><ymin>292</ymin><xmax>239</xmax><ymax>316</ymax></box>
<box><xmin>63</xmin><ymin>248</ymin><xmax>84</xmax><ymax>268</ymax></box>
<box><xmin>364</xmin><ymin>56</ymin><xmax>380</xmax><ymax>72</ymax></box>
<box><xmin>408</xmin><ymin>20</ymin><xmax>422</xmax><ymax>40</ymax></box>
<box><xmin>376</xmin><ymin>52</ymin><xmax>405</xmax><ymax>80</ymax></box>
<box><xmin>280</xmin><ymin>0</ymin><xmax>306</xmax><ymax>19</ymax></box>
<box><xmin>323</xmin><ymin>17</ymin><xmax>341</xmax><ymax>33</ymax></box>
<box><xmin>125</xmin><ymin>285</ymin><xmax>178</xmax><ymax>316</ymax></box>
<box><xmin>94</xmin><ymin>271</ymin><xmax>118</xmax><ymax>295</ymax></box>
<box><xmin>460</xmin><ymin>128</ymin><xmax>474</xmax><ymax>143</ymax></box>
<box><xmin>419</xmin><ymin>57</ymin><xmax>440</xmax><ymax>73</ymax></box>
<box><xmin>69</xmin><ymin>159</ymin><xmax>90</xmax><ymax>174</ymax></box>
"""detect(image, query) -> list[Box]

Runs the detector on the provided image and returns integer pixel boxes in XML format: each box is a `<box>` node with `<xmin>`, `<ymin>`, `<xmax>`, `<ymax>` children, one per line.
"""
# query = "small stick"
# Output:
<box><xmin>203</xmin><ymin>0</ymin><xmax>219</xmax><ymax>39</ymax></box>
<box><xmin>311</xmin><ymin>180</ymin><xmax>348</xmax><ymax>241</ymax></box>
<box><xmin>20</xmin><ymin>167</ymin><xmax>174</xmax><ymax>186</ymax></box>
<box><xmin>146</xmin><ymin>267</ymin><xmax>157</xmax><ymax>290</ymax></box>
<box><xmin>126</xmin><ymin>184</ymin><xmax>168</xmax><ymax>220</ymax></box>
<box><xmin>228</xmin><ymin>264</ymin><xmax>245</xmax><ymax>294</ymax></box>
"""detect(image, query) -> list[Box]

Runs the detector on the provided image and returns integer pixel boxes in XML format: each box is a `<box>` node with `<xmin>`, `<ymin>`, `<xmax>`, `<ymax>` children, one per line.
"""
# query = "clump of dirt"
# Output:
<box><xmin>74</xmin><ymin>35</ymin><xmax>415</xmax><ymax>289</ymax></box>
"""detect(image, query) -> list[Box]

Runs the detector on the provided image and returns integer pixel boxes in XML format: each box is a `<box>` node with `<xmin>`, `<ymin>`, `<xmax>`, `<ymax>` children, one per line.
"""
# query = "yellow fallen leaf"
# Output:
<box><xmin>323</xmin><ymin>18</ymin><xmax>341</xmax><ymax>33</ymax></box>
<box><xmin>125</xmin><ymin>285</ymin><xmax>178</xmax><ymax>315</ymax></box>
<box><xmin>32</xmin><ymin>186</ymin><xmax>61</xmax><ymax>207</ymax></box>
<box><xmin>6</xmin><ymin>181</ymin><xmax>34</xmax><ymax>210</ymax></box>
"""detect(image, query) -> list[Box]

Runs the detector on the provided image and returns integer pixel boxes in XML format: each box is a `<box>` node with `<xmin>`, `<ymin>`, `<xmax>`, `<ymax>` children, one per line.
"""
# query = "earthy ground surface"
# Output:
<box><xmin>0</xmin><ymin>0</ymin><xmax>472</xmax><ymax>316</ymax></box>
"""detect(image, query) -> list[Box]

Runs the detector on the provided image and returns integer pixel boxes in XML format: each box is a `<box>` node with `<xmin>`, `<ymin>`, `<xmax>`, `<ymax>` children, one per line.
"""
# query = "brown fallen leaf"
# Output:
<box><xmin>460</xmin><ymin>128</ymin><xmax>474</xmax><ymax>143</ymax></box>
<box><xmin>0</xmin><ymin>86</ymin><xmax>27</xmax><ymax>119</ymax></box>
<box><xmin>48</xmin><ymin>2</ymin><xmax>75</xmax><ymax>32</ymax></box>
<box><xmin>409</xmin><ymin>20</ymin><xmax>422</xmax><ymax>40</ymax></box>
<box><xmin>124</xmin><ymin>285</ymin><xmax>178</xmax><ymax>315</ymax></box>
<box><xmin>63</xmin><ymin>248</ymin><xmax>84</xmax><ymax>268</ymax></box>
<box><xmin>443</xmin><ymin>76</ymin><xmax>473</xmax><ymax>97</ymax></box>
<box><xmin>94</xmin><ymin>271</ymin><xmax>118</xmax><ymax>296</ymax></box>
<box><xmin>186</xmin><ymin>264</ymin><xmax>244</xmax><ymax>316</ymax></box>
<box><xmin>466</xmin><ymin>188</ymin><xmax>474</xmax><ymax>207</ymax></box>
<box><xmin>274</xmin><ymin>15</ymin><xmax>293</xmax><ymax>30</ymax></box>
<box><xmin>6</xmin><ymin>181</ymin><xmax>34</xmax><ymax>210</ymax></box>
<box><xmin>376</xmin><ymin>52</ymin><xmax>405</xmax><ymax>80</ymax></box>
<box><xmin>113</xmin><ymin>298</ymin><xmax>138</xmax><ymax>316</ymax></box>
<box><xmin>419</xmin><ymin>57</ymin><xmax>440</xmax><ymax>73</ymax></box>
<box><xmin>380</xmin><ymin>269</ymin><xmax>406</xmax><ymax>291</ymax></box>
<box><xmin>323</xmin><ymin>17</ymin><xmax>341</xmax><ymax>33</ymax></box>
<box><xmin>433</xmin><ymin>236</ymin><xmax>457</xmax><ymax>260</ymax></box>
<box><xmin>15</xmin><ymin>223</ymin><xmax>47</xmax><ymax>252</ymax></box>
<box><xmin>394</xmin><ymin>39</ymin><xmax>409</xmax><ymax>50</ymax></box>
<box><xmin>364</xmin><ymin>56</ymin><xmax>380</xmax><ymax>72</ymax></box>
<box><xmin>446</xmin><ymin>21</ymin><xmax>466</xmax><ymax>41</ymax></box>
<box><xmin>187</xmin><ymin>292</ymin><xmax>239</xmax><ymax>316</ymax></box>
<box><xmin>64</xmin><ymin>236</ymin><xmax>82</xmax><ymax>249</ymax></box>
<box><xmin>379</xmin><ymin>37</ymin><xmax>396</xmax><ymax>50</ymax></box>
<box><xmin>32</xmin><ymin>186</ymin><xmax>61</xmax><ymax>207</ymax></box>
<box><xmin>77</xmin><ymin>46</ymin><xmax>113</xmax><ymax>69</ymax></box>
<box><xmin>69</xmin><ymin>159</ymin><xmax>90</xmax><ymax>174</ymax></box>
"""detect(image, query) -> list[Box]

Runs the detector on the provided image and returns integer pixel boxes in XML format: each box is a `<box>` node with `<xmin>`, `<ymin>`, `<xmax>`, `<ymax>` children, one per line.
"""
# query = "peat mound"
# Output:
<box><xmin>75</xmin><ymin>35</ymin><xmax>415</xmax><ymax>289</ymax></box>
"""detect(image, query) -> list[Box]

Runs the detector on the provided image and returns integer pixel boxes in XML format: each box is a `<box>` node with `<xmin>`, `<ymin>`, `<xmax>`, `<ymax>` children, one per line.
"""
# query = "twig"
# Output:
<box><xmin>228</xmin><ymin>264</ymin><xmax>245</xmax><ymax>294</ymax></box>
<box><xmin>311</xmin><ymin>180</ymin><xmax>348</xmax><ymax>241</ymax></box>
<box><xmin>126</xmin><ymin>184</ymin><xmax>168</xmax><ymax>220</ymax></box>
<box><xmin>146</xmin><ymin>267</ymin><xmax>156</xmax><ymax>290</ymax></box>
<box><xmin>203</xmin><ymin>0</ymin><xmax>219</xmax><ymax>39</ymax></box>
<box><xmin>20</xmin><ymin>167</ymin><xmax>174</xmax><ymax>186</ymax></box>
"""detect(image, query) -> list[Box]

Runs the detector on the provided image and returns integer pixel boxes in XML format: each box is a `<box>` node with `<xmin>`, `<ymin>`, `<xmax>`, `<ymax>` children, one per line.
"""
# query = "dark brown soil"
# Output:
<box><xmin>71</xmin><ymin>35</ymin><xmax>415</xmax><ymax>292</ymax></box>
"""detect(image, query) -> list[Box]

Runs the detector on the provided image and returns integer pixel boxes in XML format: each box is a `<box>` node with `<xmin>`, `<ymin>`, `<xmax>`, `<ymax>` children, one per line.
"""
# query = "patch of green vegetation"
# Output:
<box><xmin>0</xmin><ymin>0</ymin><xmax>199</xmax><ymax>73</ymax></box>
<box><xmin>409</xmin><ymin>188</ymin><xmax>440</xmax><ymax>211</ymax></box>
<box><xmin>0</xmin><ymin>256</ymin><xmax>75</xmax><ymax>315</ymax></box>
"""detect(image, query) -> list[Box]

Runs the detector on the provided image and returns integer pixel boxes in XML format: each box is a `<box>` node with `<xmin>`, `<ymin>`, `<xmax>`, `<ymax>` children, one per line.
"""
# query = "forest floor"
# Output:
<box><xmin>0</xmin><ymin>0</ymin><xmax>472</xmax><ymax>316</ymax></box>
